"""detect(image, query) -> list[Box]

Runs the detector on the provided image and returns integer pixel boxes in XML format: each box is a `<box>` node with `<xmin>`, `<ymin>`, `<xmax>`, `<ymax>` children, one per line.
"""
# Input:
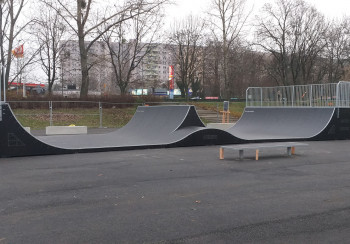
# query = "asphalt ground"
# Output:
<box><xmin>1</xmin><ymin>140</ymin><xmax>350</xmax><ymax>243</ymax></box>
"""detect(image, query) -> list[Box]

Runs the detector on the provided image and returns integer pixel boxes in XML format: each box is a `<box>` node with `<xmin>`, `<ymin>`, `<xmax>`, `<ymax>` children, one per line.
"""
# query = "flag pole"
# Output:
<box><xmin>22</xmin><ymin>57</ymin><xmax>26</xmax><ymax>98</ymax></box>
<box><xmin>13</xmin><ymin>44</ymin><xmax>24</xmax><ymax>97</ymax></box>
<box><xmin>16</xmin><ymin>58</ymin><xmax>18</xmax><ymax>95</ymax></box>
<box><xmin>0</xmin><ymin>64</ymin><xmax>2</xmax><ymax>103</ymax></box>
<box><xmin>3</xmin><ymin>66</ymin><xmax>6</xmax><ymax>103</ymax></box>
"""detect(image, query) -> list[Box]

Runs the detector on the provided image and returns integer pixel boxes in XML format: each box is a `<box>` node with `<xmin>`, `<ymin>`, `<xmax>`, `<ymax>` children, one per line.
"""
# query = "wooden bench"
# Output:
<box><xmin>219</xmin><ymin>142</ymin><xmax>308</xmax><ymax>160</ymax></box>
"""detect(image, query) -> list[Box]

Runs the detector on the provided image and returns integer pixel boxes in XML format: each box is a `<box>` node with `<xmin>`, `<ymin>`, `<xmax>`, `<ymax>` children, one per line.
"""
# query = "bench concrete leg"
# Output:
<box><xmin>239</xmin><ymin>150</ymin><xmax>244</xmax><ymax>160</ymax></box>
<box><xmin>287</xmin><ymin>147</ymin><xmax>292</xmax><ymax>156</ymax></box>
<box><xmin>220</xmin><ymin>148</ymin><xmax>224</xmax><ymax>160</ymax></box>
<box><xmin>255</xmin><ymin>149</ymin><xmax>259</xmax><ymax>160</ymax></box>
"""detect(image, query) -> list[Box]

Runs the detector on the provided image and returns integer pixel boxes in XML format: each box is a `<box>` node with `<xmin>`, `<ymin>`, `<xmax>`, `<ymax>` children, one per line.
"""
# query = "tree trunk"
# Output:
<box><xmin>48</xmin><ymin>82</ymin><xmax>53</xmax><ymax>95</ymax></box>
<box><xmin>77</xmin><ymin>0</ymin><xmax>89</xmax><ymax>98</ymax></box>
<box><xmin>79</xmin><ymin>48</ymin><xmax>89</xmax><ymax>98</ymax></box>
<box><xmin>5</xmin><ymin>20</ymin><xmax>15</xmax><ymax>90</ymax></box>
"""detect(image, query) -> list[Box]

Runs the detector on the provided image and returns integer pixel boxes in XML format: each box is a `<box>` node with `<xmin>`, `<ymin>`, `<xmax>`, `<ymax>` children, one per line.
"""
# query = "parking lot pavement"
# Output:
<box><xmin>1</xmin><ymin>140</ymin><xmax>350</xmax><ymax>243</ymax></box>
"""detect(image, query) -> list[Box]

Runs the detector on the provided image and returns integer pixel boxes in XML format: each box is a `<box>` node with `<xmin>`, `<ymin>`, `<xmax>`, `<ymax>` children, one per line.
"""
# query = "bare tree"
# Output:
<box><xmin>256</xmin><ymin>0</ymin><xmax>294</xmax><ymax>85</ymax></box>
<box><xmin>168</xmin><ymin>16</ymin><xmax>205</xmax><ymax>99</ymax></box>
<box><xmin>7</xmin><ymin>39</ymin><xmax>40</xmax><ymax>86</ymax></box>
<box><xmin>256</xmin><ymin>0</ymin><xmax>328</xmax><ymax>86</ymax></box>
<box><xmin>201</xmin><ymin>39</ymin><xmax>222</xmax><ymax>97</ymax></box>
<box><xmin>101</xmin><ymin>4</ymin><xmax>163</xmax><ymax>94</ymax></box>
<box><xmin>292</xmin><ymin>4</ymin><xmax>327</xmax><ymax>84</ymax></box>
<box><xmin>321</xmin><ymin>18</ymin><xmax>350</xmax><ymax>83</ymax></box>
<box><xmin>0</xmin><ymin>0</ymin><xmax>32</xmax><ymax>89</ymax></box>
<box><xmin>42</xmin><ymin>0</ymin><xmax>168</xmax><ymax>98</ymax></box>
<box><xmin>34</xmin><ymin>1</ymin><xmax>67</xmax><ymax>95</ymax></box>
<box><xmin>202</xmin><ymin>38</ymin><xmax>267</xmax><ymax>98</ymax></box>
<box><xmin>228</xmin><ymin>45</ymin><xmax>269</xmax><ymax>97</ymax></box>
<box><xmin>208</xmin><ymin>0</ymin><xmax>250</xmax><ymax>98</ymax></box>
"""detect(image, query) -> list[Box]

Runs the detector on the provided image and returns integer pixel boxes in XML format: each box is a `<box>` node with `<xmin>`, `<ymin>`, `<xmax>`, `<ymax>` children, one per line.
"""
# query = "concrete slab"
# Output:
<box><xmin>206</xmin><ymin>122</ymin><xmax>235</xmax><ymax>130</ymax></box>
<box><xmin>45</xmin><ymin>126</ymin><xmax>87</xmax><ymax>135</ymax></box>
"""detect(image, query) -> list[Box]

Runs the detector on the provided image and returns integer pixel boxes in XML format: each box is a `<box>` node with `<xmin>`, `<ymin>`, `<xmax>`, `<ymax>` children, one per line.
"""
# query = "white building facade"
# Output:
<box><xmin>59</xmin><ymin>40</ymin><xmax>175</xmax><ymax>96</ymax></box>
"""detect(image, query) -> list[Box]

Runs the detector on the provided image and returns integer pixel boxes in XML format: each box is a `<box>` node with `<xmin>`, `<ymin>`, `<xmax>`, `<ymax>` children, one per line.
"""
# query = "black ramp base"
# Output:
<box><xmin>0</xmin><ymin>104</ymin><xmax>69</xmax><ymax>157</ymax></box>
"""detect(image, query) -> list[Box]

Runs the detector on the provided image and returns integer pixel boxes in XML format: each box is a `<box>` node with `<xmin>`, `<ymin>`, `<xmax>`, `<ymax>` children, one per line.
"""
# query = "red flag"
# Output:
<box><xmin>12</xmin><ymin>44</ymin><xmax>24</xmax><ymax>58</ymax></box>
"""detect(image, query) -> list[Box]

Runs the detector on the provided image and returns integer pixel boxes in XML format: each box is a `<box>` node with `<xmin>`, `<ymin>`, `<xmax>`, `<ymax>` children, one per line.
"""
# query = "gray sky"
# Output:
<box><xmin>167</xmin><ymin>0</ymin><xmax>350</xmax><ymax>21</ymax></box>
<box><xmin>27</xmin><ymin>0</ymin><xmax>350</xmax><ymax>83</ymax></box>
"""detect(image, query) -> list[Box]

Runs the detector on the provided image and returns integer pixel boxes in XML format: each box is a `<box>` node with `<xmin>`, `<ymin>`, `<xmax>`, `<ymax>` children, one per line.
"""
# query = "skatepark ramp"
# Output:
<box><xmin>232</xmin><ymin>81</ymin><xmax>350</xmax><ymax>141</ymax></box>
<box><xmin>0</xmin><ymin>104</ymin><xmax>236</xmax><ymax>157</ymax></box>
<box><xmin>227</xmin><ymin>107</ymin><xmax>350</xmax><ymax>141</ymax></box>
<box><xmin>1</xmin><ymin>81</ymin><xmax>350</xmax><ymax>158</ymax></box>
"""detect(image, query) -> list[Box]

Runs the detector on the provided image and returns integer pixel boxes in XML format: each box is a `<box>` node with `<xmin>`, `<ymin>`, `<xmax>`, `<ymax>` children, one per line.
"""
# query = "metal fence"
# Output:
<box><xmin>7</xmin><ymin>100</ymin><xmax>235</xmax><ymax>128</ymax></box>
<box><xmin>246</xmin><ymin>81</ymin><xmax>350</xmax><ymax>107</ymax></box>
<box><xmin>337</xmin><ymin>81</ymin><xmax>350</xmax><ymax>107</ymax></box>
<box><xmin>8</xmin><ymin>101</ymin><xmax>191</xmax><ymax>128</ymax></box>
<box><xmin>9</xmin><ymin>101</ymin><xmax>114</xmax><ymax>128</ymax></box>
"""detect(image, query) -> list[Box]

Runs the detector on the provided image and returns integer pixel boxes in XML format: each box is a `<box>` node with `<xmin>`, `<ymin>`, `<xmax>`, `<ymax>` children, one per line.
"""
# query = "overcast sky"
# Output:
<box><xmin>27</xmin><ymin>0</ymin><xmax>350</xmax><ymax>82</ymax></box>
<box><xmin>166</xmin><ymin>0</ymin><xmax>350</xmax><ymax>22</ymax></box>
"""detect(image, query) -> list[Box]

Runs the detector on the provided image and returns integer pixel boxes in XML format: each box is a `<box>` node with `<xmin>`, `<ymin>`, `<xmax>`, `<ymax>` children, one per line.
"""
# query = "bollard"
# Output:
<box><xmin>49</xmin><ymin>101</ymin><xmax>53</xmax><ymax>126</ymax></box>
<box><xmin>99</xmin><ymin>102</ymin><xmax>103</xmax><ymax>128</ymax></box>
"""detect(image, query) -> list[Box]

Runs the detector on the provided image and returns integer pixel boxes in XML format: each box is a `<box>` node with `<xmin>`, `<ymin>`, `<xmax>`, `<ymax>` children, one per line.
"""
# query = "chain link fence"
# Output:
<box><xmin>7</xmin><ymin>100</ymin><xmax>243</xmax><ymax>129</ymax></box>
<box><xmin>246</xmin><ymin>81</ymin><xmax>350</xmax><ymax>107</ymax></box>
<box><xmin>8</xmin><ymin>101</ymin><xmax>188</xmax><ymax>129</ymax></box>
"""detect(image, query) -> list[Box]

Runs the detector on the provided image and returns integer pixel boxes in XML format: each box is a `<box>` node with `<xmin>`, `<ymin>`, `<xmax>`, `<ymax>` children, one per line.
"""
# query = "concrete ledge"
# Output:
<box><xmin>46</xmin><ymin>126</ymin><xmax>87</xmax><ymax>135</ymax></box>
<box><xmin>206</xmin><ymin>123</ymin><xmax>235</xmax><ymax>131</ymax></box>
<box><xmin>24</xmin><ymin>127</ymin><xmax>31</xmax><ymax>133</ymax></box>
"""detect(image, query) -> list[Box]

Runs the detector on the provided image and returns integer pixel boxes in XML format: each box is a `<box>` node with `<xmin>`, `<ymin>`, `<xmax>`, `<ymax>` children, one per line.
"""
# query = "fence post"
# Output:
<box><xmin>49</xmin><ymin>101</ymin><xmax>53</xmax><ymax>126</ymax></box>
<box><xmin>246</xmin><ymin>88</ymin><xmax>248</xmax><ymax>107</ymax></box>
<box><xmin>336</xmin><ymin>82</ymin><xmax>339</xmax><ymax>107</ymax></box>
<box><xmin>0</xmin><ymin>65</ymin><xmax>2</xmax><ymax>103</ymax></box>
<box><xmin>99</xmin><ymin>101</ymin><xmax>103</xmax><ymax>128</ymax></box>
<box><xmin>310</xmin><ymin>85</ymin><xmax>313</xmax><ymax>107</ymax></box>
<box><xmin>292</xmin><ymin>86</ymin><xmax>294</xmax><ymax>107</ymax></box>
<box><xmin>216</xmin><ymin>102</ymin><xmax>219</xmax><ymax>123</ymax></box>
<box><xmin>260</xmin><ymin>88</ymin><xmax>263</xmax><ymax>107</ymax></box>
<box><xmin>3</xmin><ymin>66</ymin><xmax>6</xmax><ymax>103</ymax></box>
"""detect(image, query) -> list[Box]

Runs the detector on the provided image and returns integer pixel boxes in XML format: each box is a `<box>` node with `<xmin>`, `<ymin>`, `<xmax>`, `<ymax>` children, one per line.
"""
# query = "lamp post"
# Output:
<box><xmin>58</xmin><ymin>66</ymin><xmax>64</xmax><ymax>97</ymax></box>
<box><xmin>141</xmin><ymin>60</ymin><xmax>144</xmax><ymax>95</ymax></box>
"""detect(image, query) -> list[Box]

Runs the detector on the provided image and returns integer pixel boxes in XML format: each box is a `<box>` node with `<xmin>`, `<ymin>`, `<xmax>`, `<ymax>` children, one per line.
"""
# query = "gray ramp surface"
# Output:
<box><xmin>227</xmin><ymin>107</ymin><xmax>335</xmax><ymax>140</ymax></box>
<box><xmin>38</xmin><ymin>105</ymin><xmax>206</xmax><ymax>149</ymax></box>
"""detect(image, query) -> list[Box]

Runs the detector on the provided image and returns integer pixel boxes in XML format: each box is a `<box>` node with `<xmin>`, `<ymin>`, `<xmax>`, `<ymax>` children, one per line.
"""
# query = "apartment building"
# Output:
<box><xmin>60</xmin><ymin>40</ymin><xmax>175</xmax><ymax>95</ymax></box>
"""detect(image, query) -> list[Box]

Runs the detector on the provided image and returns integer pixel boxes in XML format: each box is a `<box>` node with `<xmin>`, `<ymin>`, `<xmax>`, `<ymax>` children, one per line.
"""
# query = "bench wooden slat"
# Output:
<box><xmin>221</xmin><ymin>142</ymin><xmax>308</xmax><ymax>150</ymax></box>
